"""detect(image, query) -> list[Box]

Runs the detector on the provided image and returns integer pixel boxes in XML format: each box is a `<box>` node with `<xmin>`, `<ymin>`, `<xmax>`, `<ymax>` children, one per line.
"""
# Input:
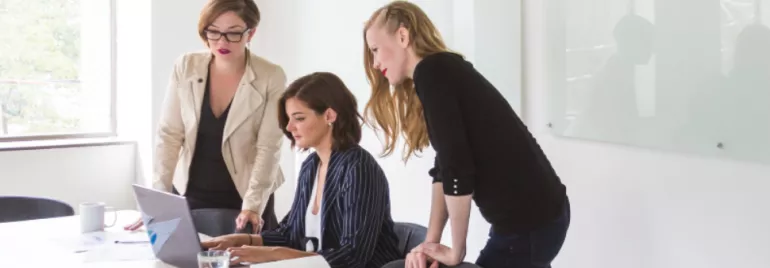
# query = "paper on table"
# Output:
<box><xmin>82</xmin><ymin>243</ymin><xmax>155</xmax><ymax>263</ymax></box>
<box><xmin>110</xmin><ymin>231</ymin><xmax>150</xmax><ymax>243</ymax></box>
<box><xmin>49</xmin><ymin>232</ymin><xmax>108</xmax><ymax>253</ymax></box>
<box><xmin>48</xmin><ymin>231</ymin><xmax>149</xmax><ymax>253</ymax></box>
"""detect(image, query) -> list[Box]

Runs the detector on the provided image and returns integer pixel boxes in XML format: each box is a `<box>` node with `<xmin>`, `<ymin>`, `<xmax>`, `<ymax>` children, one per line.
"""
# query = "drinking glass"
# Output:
<box><xmin>198</xmin><ymin>250</ymin><xmax>230</xmax><ymax>268</ymax></box>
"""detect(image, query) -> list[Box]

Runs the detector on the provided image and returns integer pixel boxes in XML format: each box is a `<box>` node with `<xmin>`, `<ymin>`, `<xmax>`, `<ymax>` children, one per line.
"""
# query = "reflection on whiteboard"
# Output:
<box><xmin>549</xmin><ymin>0</ymin><xmax>770</xmax><ymax>163</ymax></box>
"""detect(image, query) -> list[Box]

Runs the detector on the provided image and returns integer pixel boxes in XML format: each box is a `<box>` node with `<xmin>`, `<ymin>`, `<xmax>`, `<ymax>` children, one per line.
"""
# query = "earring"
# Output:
<box><xmin>328</xmin><ymin>122</ymin><xmax>333</xmax><ymax>127</ymax></box>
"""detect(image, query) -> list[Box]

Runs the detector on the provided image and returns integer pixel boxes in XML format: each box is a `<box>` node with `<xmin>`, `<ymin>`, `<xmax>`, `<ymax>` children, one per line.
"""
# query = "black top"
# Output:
<box><xmin>413</xmin><ymin>52</ymin><xmax>567</xmax><ymax>234</ymax></box>
<box><xmin>185</xmin><ymin>72</ymin><xmax>242</xmax><ymax>210</ymax></box>
<box><xmin>261</xmin><ymin>145</ymin><xmax>401</xmax><ymax>268</ymax></box>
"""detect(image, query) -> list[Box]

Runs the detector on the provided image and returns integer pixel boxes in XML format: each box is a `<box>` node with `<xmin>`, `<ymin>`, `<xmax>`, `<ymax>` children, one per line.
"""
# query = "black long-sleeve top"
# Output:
<box><xmin>413</xmin><ymin>52</ymin><xmax>567</xmax><ymax>234</ymax></box>
<box><xmin>185</xmin><ymin>72</ymin><xmax>242</xmax><ymax>210</ymax></box>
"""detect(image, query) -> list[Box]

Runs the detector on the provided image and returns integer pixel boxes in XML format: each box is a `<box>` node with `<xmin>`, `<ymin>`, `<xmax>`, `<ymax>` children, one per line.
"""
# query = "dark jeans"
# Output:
<box><xmin>476</xmin><ymin>197</ymin><xmax>571</xmax><ymax>268</ymax></box>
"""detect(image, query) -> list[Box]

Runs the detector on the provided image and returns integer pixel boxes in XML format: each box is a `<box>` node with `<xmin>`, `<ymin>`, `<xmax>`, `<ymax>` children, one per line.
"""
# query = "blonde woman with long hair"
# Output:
<box><xmin>364</xmin><ymin>2</ymin><xmax>570</xmax><ymax>268</ymax></box>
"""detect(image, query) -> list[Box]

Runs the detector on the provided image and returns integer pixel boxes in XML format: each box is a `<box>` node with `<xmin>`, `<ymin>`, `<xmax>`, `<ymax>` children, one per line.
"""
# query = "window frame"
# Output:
<box><xmin>0</xmin><ymin>0</ymin><xmax>118</xmax><ymax>143</ymax></box>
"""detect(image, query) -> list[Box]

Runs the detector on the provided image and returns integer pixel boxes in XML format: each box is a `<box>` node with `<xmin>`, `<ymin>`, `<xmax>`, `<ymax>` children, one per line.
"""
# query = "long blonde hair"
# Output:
<box><xmin>363</xmin><ymin>1</ymin><xmax>450</xmax><ymax>161</ymax></box>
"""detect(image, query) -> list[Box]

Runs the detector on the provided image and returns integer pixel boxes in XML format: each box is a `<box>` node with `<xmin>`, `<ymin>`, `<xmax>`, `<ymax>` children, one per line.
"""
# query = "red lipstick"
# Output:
<box><xmin>218</xmin><ymin>48</ymin><xmax>231</xmax><ymax>55</ymax></box>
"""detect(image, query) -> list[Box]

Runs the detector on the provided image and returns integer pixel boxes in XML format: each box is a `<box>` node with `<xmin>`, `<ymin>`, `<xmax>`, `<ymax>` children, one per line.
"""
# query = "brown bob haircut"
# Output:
<box><xmin>197</xmin><ymin>0</ymin><xmax>261</xmax><ymax>44</ymax></box>
<box><xmin>278</xmin><ymin>72</ymin><xmax>363</xmax><ymax>151</ymax></box>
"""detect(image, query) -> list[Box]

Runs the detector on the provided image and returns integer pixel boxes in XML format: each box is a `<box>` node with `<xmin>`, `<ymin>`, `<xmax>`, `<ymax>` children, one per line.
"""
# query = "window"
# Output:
<box><xmin>0</xmin><ymin>0</ymin><xmax>115</xmax><ymax>141</ymax></box>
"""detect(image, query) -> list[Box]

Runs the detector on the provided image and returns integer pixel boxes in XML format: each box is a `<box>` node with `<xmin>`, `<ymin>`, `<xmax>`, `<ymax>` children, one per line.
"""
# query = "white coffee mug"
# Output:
<box><xmin>79</xmin><ymin>202</ymin><xmax>117</xmax><ymax>233</ymax></box>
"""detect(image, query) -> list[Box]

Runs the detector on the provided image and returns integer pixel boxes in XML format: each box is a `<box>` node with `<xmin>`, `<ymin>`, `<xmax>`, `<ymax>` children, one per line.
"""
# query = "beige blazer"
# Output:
<box><xmin>153</xmin><ymin>50</ymin><xmax>286</xmax><ymax>215</ymax></box>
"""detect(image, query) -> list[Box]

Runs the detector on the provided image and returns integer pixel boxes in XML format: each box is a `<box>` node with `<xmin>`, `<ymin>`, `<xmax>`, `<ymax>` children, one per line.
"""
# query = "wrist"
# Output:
<box><xmin>425</xmin><ymin>229</ymin><xmax>443</xmax><ymax>243</ymax></box>
<box><xmin>453</xmin><ymin>244</ymin><xmax>466</xmax><ymax>256</ymax></box>
<box><xmin>452</xmin><ymin>246</ymin><xmax>466</xmax><ymax>262</ymax></box>
<box><xmin>424</xmin><ymin>236</ymin><xmax>441</xmax><ymax>244</ymax></box>
<box><xmin>239</xmin><ymin>234</ymin><xmax>252</xmax><ymax>246</ymax></box>
<box><xmin>452</xmin><ymin>238</ymin><xmax>467</xmax><ymax>250</ymax></box>
<box><xmin>242</xmin><ymin>209</ymin><xmax>259</xmax><ymax>214</ymax></box>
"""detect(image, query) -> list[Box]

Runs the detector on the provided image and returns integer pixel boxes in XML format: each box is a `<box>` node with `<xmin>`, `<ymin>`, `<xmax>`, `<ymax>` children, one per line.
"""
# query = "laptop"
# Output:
<box><xmin>131</xmin><ymin>184</ymin><xmax>204</xmax><ymax>268</ymax></box>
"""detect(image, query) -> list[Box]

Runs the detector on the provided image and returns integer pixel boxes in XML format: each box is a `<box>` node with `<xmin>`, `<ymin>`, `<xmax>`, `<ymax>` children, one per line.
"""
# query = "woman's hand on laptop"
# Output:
<box><xmin>227</xmin><ymin>246</ymin><xmax>274</xmax><ymax>264</ymax></box>
<box><xmin>123</xmin><ymin>217</ymin><xmax>144</xmax><ymax>231</ymax></box>
<box><xmin>235</xmin><ymin>210</ymin><xmax>263</xmax><ymax>233</ymax></box>
<box><xmin>227</xmin><ymin>245</ymin><xmax>317</xmax><ymax>265</ymax></box>
<box><xmin>201</xmin><ymin>234</ymin><xmax>251</xmax><ymax>250</ymax></box>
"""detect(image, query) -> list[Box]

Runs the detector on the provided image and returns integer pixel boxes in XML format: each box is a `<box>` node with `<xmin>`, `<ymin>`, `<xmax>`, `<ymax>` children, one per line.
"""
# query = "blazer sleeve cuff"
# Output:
<box><xmin>242</xmin><ymin>189</ymin><xmax>268</xmax><ymax>213</ymax></box>
<box><xmin>260</xmin><ymin>231</ymin><xmax>287</xmax><ymax>247</ymax></box>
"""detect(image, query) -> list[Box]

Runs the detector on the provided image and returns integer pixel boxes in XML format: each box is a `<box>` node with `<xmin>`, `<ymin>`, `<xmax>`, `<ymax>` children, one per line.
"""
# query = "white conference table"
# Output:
<box><xmin>0</xmin><ymin>210</ymin><xmax>203</xmax><ymax>267</ymax></box>
<box><xmin>0</xmin><ymin>210</ymin><xmax>328</xmax><ymax>267</ymax></box>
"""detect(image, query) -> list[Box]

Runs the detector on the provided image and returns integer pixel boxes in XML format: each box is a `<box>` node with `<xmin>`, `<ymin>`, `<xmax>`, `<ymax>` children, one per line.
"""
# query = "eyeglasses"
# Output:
<box><xmin>203</xmin><ymin>28</ymin><xmax>250</xmax><ymax>42</ymax></box>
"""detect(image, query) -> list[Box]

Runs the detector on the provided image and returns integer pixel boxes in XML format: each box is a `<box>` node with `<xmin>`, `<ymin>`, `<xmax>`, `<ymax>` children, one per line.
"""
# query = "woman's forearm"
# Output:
<box><xmin>269</xmin><ymin>247</ymin><xmax>317</xmax><ymax>262</ymax></box>
<box><xmin>246</xmin><ymin>234</ymin><xmax>264</xmax><ymax>246</ymax></box>
<box><xmin>427</xmin><ymin>182</ymin><xmax>449</xmax><ymax>242</ymax></box>
<box><xmin>445</xmin><ymin>195</ymin><xmax>472</xmax><ymax>255</ymax></box>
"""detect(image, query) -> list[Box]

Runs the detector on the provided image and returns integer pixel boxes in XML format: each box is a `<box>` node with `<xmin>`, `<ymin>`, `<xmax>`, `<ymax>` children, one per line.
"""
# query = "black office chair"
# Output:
<box><xmin>394</xmin><ymin>222</ymin><xmax>429</xmax><ymax>256</ymax></box>
<box><xmin>382</xmin><ymin>222</ymin><xmax>483</xmax><ymax>268</ymax></box>
<box><xmin>190</xmin><ymin>208</ymin><xmax>242</xmax><ymax>237</ymax></box>
<box><xmin>0</xmin><ymin>196</ymin><xmax>74</xmax><ymax>223</ymax></box>
<box><xmin>191</xmin><ymin>207</ymin><xmax>279</xmax><ymax>238</ymax></box>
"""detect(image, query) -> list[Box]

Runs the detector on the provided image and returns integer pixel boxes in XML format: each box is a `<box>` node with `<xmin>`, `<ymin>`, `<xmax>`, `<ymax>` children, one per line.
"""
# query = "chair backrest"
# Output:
<box><xmin>0</xmin><ymin>196</ymin><xmax>74</xmax><ymax>223</ymax></box>
<box><xmin>393</xmin><ymin>222</ymin><xmax>428</xmax><ymax>256</ymax></box>
<box><xmin>190</xmin><ymin>208</ymin><xmax>242</xmax><ymax>237</ymax></box>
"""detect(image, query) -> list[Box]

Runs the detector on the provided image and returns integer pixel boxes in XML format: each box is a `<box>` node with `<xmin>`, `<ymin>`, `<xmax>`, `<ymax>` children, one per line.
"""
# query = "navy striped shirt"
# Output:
<box><xmin>261</xmin><ymin>145</ymin><xmax>401</xmax><ymax>268</ymax></box>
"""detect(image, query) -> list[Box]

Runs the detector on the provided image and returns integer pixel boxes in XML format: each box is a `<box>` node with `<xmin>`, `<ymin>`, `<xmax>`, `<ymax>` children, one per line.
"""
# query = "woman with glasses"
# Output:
<box><xmin>125</xmin><ymin>0</ymin><xmax>285</xmax><ymax>234</ymax></box>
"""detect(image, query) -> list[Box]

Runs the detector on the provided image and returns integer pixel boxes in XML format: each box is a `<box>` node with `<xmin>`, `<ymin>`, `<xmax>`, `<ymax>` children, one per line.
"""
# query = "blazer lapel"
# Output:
<box><xmin>182</xmin><ymin>53</ymin><xmax>211</xmax><ymax>137</ymax></box>
<box><xmin>223</xmin><ymin>56</ymin><xmax>264</xmax><ymax>141</ymax></box>
<box><xmin>180</xmin><ymin>54</ymin><xmax>211</xmax><ymax>144</ymax></box>
<box><xmin>320</xmin><ymin>151</ymin><xmax>344</xmax><ymax>237</ymax></box>
<box><xmin>296</xmin><ymin>155</ymin><xmax>318</xmax><ymax>239</ymax></box>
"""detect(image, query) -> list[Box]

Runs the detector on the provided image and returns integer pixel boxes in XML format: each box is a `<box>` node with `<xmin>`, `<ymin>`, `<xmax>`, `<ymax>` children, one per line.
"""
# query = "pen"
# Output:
<box><xmin>114</xmin><ymin>240</ymin><xmax>150</xmax><ymax>244</ymax></box>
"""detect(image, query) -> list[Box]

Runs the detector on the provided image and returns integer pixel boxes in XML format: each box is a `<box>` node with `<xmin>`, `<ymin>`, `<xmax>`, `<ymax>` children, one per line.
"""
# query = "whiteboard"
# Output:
<box><xmin>547</xmin><ymin>0</ymin><xmax>770</xmax><ymax>164</ymax></box>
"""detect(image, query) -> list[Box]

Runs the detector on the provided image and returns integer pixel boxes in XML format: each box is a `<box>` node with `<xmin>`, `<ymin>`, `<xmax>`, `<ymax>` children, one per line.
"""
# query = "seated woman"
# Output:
<box><xmin>202</xmin><ymin>72</ymin><xmax>402</xmax><ymax>268</ymax></box>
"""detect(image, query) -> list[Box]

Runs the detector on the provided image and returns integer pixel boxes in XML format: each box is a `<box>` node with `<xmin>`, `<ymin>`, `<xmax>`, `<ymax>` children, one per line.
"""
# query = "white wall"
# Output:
<box><xmin>116</xmin><ymin>0</ymin><xmax>152</xmax><ymax>188</ymax></box>
<box><xmin>0</xmin><ymin>144</ymin><xmax>137</xmax><ymax>213</ymax></box>
<box><xmin>525</xmin><ymin>1</ymin><xmax>770</xmax><ymax>267</ymax></box>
